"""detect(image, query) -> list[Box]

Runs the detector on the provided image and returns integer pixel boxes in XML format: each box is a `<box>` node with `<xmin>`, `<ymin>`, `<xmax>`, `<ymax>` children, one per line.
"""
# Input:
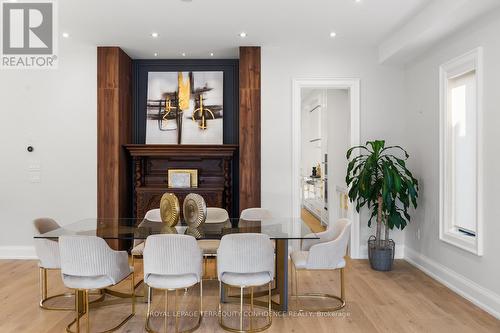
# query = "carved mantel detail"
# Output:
<box><xmin>125</xmin><ymin>144</ymin><xmax>238</xmax><ymax>221</ymax></box>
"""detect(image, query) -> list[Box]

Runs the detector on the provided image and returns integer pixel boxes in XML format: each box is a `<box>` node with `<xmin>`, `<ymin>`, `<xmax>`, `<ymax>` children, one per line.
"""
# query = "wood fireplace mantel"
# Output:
<box><xmin>124</xmin><ymin>144</ymin><xmax>238</xmax><ymax>220</ymax></box>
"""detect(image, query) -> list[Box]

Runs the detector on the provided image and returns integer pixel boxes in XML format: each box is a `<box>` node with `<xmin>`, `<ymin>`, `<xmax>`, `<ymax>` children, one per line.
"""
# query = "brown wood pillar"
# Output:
<box><xmin>239</xmin><ymin>46</ymin><xmax>261</xmax><ymax>213</ymax></box>
<box><xmin>97</xmin><ymin>47</ymin><xmax>132</xmax><ymax>249</ymax></box>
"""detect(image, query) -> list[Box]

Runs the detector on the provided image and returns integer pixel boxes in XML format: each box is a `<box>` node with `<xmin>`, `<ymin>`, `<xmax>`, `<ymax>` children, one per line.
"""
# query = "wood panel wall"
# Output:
<box><xmin>239</xmin><ymin>46</ymin><xmax>261</xmax><ymax>213</ymax></box>
<box><xmin>97</xmin><ymin>47</ymin><xmax>132</xmax><ymax>249</ymax></box>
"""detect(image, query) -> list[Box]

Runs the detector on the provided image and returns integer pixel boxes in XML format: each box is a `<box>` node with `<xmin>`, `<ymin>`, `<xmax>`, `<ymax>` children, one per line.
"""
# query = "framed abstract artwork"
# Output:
<box><xmin>146</xmin><ymin>71</ymin><xmax>223</xmax><ymax>144</ymax></box>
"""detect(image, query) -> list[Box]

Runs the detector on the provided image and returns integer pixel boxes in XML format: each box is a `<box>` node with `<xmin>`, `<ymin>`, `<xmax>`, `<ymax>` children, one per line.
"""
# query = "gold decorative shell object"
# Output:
<box><xmin>160</xmin><ymin>193</ymin><xmax>180</xmax><ymax>226</ymax></box>
<box><xmin>183</xmin><ymin>193</ymin><xmax>207</xmax><ymax>228</ymax></box>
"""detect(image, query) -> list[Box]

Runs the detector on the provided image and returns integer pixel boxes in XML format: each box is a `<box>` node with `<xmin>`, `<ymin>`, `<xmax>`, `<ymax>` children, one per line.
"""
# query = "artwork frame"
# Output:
<box><xmin>132</xmin><ymin>59</ymin><xmax>239</xmax><ymax>145</ymax></box>
<box><xmin>168</xmin><ymin>169</ymin><xmax>198</xmax><ymax>188</ymax></box>
<box><xmin>146</xmin><ymin>71</ymin><xmax>224</xmax><ymax>144</ymax></box>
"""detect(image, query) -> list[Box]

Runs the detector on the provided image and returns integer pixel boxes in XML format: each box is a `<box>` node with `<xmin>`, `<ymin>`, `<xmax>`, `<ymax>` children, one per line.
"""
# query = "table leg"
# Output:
<box><xmin>275</xmin><ymin>239</ymin><xmax>288</xmax><ymax>312</ymax></box>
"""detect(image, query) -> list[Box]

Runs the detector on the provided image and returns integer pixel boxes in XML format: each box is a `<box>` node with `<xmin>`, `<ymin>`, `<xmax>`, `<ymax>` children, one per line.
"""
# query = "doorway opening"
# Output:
<box><xmin>292</xmin><ymin>79</ymin><xmax>361</xmax><ymax>258</ymax></box>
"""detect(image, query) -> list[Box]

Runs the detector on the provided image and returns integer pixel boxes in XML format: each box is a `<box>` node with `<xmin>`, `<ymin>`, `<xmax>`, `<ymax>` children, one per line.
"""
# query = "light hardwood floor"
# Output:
<box><xmin>0</xmin><ymin>258</ymin><xmax>498</xmax><ymax>333</ymax></box>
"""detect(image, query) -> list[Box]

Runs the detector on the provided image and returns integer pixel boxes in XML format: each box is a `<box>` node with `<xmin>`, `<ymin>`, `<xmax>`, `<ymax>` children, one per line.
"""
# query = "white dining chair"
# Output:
<box><xmin>198</xmin><ymin>207</ymin><xmax>229</xmax><ymax>278</ymax></box>
<box><xmin>290</xmin><ymin>218</ymin><xmax>351</xmax><ymax>312</ymax></box>
<box><xmin>131</xmin><ymin>208</ymin><xmax>163</xmax><ymax>287</ymax></box>
<box><xmin>205</xmin><ymin>207</ymin><xmax>229</xmax><ymax>223</ymax></box>
<box><xmin>143</xmin><ymin>234</ymin><xmax>203</xmax><ymax>333</ymax></box>
<box><xmin>59</xmin><ymin>235</ymin><xmax>135</xmax><ymax>333</ymax></box>
<box><xmin>217</xmin><ymin>233</ymin><xmax>274</xmax><ymax>332</ymax></box>
<box><xmin>239</xmin><ymin>208</ymin><xmax>272</xmax><ymax>221</ymax></box>
<box><xmin>33</xmin><ymin>218</ymin><xmax>75</xmax><ymax>311</ymax></box>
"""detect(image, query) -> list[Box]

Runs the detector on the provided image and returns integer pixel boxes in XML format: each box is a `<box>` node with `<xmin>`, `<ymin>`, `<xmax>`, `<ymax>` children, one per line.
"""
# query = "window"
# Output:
<box><xmin>439</xmin><ymin>48</ymin><xmax>483</xmax><ymax>255</ymax></box>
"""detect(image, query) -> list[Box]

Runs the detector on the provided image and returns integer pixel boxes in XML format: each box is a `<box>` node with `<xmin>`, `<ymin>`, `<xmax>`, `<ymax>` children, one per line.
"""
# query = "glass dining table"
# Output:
<box><xmin>35</xmin><ymin>217</ymin><xmax>319</xmax><ymax>312</ymax></box>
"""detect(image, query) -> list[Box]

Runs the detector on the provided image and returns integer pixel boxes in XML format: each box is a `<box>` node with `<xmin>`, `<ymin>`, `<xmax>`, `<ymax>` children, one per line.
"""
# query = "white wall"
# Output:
<box><xmin>0</xmin><ymin>39</ymin><xmax>97</xmax><ymax>257</ymax></box>
<box><xmin>261</xmin><ymin>44</ymin><xmax>408</xmax><ymax>257</ymax></box>
<box><xmin>403</xmin><ymin>11</ymin><xmax>500</xmax><ymax>316</ymax></box>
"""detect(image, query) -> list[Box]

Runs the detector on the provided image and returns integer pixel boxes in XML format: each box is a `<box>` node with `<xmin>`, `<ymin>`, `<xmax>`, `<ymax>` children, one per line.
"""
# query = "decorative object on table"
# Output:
<box><xmin>167</xmin><ymin>169</ymin><xmax>198</xmax><ymax>188</ymax></box>
<box><xmin>316</xmin><ymin>163</ymin><xmax>322</xmax><ymax>178</ymax></box>
<box><xmin>160</xmin><ymin>193</ymin><xmax>180</xmax><ymax>226</ymax></box>
<box><xmin>146</xmin><ymin>71</ymin><xmax>224</xmax><ymax>144</ymax></box>
<box><xmin>346</xmin><ymin>140</ymin><xmax>419</xmax><ymax>271</ymax></box>
<box><xmin>185</xmin><ymin>227</ymin><xmax>204</xmax><ymax>238</ymax></box>
<box><xmin>183</xmin><ymin>193</ymin><xmax>207</xmax><ymax>228</ymax></box>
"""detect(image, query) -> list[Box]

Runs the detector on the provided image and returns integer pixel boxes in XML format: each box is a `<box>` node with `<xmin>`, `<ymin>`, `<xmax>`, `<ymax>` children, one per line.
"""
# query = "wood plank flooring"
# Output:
<box><xmin>0</xmin><ymin>259</ymin><xmax>498</xmax><ymax>332</ymax></box>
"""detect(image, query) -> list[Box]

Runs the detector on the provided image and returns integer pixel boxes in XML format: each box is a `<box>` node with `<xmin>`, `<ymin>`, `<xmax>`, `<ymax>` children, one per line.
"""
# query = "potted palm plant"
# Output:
<box><xmin>346</xmin><ymin>140</ymin><xmax>419</xmax><ymax>271</ymax></box>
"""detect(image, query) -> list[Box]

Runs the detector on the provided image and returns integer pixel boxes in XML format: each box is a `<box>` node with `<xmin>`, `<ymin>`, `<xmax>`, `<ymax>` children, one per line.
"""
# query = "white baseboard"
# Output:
<box><xmin>358</xmin><ymin>244</ymin><xmax>405</xmax><ymax>259</ymax></box>
<box><xmin>405</xmin><ymin>246</ymin><xmax>500</xmax><ymax>319</ymax></box>
<box><xmin>0</xmin><ymin>246</ymin><xmax>37</xmax><ymax>259</ymax></box>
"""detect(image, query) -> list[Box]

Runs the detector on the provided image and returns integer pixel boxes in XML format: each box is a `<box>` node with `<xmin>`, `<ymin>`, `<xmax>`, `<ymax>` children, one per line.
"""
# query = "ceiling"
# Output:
<box><xmin>59</xmin><ymin>0</ymin><xmax>429</xmax><ymax>59</ymax></box>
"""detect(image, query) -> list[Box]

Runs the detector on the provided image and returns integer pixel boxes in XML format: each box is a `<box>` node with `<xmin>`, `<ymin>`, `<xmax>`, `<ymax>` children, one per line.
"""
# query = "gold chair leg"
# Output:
<box><xmin>340</xmin><ymin>268</ymin><xmax>345</xmax><ymax>301</ymax></box>
<box><xmin>85</xmin><ymin>290</ymin><xmax>90</xmax><ymax>333</ymax></box>
<box><xmin>146</xmin><ymin>285</ymin><xmax>202</xmax><ymax>333</ymax></box>
<box><xmin>175</xmin><ymin>289</ymin><xmax>179</xmax><ymax>333</ymax></box>
<box><xmin>294</xmin><ymin>268</ymin><xmax>346</xmax><ymax>312</ymax></box>
<box><xmin>268</xmin><ymin>282</ymin><xmax>272</xmax><ymax>326</ymax></box>
<box><xmin>200</xmin><ymin>279</ymin><xmax>203</xmax><ymax>316</ymax></box>
<box><xmin>39</xmin><ymin>267</ymin><xmax>75</xmax><ymax>311</ymax></box>
<box><xmin>294</xmin><ymin>265</ymin><xmax>299</xmax><ymax>305</ymax></box>
<box><xmin>74</xmin><ymin>290</ymin><xmax>81</xmax><ymax>333</ymax></box>
<box><xmin>66</xmin><ymin>274</ymin><xmax>135</xmax><ymax>333</ymax></box>
<box><xmin>240</xmin><ymin>286</ymin><xmax>244</xmax><ymax>331</ymax></box>
<box><xmin>250</xmin><ymin>287</ymin><xmax>254</xmax><ymax>331</ymax></box>
<box><xmin>164</xmin><ymin>290</ymin><xmax>168</xmax><ymax>333</ymax></box>
<box><xmin>131</xmin><ymin>273</ymin><xmax>136</xmax><ymax>314</ymax></box>
<box><xmin>218</xmin><ymin>282</ymin><xmax>273</xmax><ymax>333</ymax></box>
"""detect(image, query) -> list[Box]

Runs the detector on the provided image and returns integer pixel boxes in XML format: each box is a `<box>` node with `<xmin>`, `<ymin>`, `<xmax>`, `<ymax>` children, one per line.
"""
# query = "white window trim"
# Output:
<box><xmin>439</xmin><ymin>47</ymin><xmax>483</xmax><ymax>256</ymax></box>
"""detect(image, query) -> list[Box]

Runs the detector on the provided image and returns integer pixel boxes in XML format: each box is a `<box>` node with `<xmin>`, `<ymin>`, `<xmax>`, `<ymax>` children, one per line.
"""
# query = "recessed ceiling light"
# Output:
<box><xmin>154</xmin><ymin>52</ymin><xmax>159</xmax><ymax>57</ymax></box>
<box><xmin>181</xmin><ymin>52</ymin><xmax>186</xmax><ymax>57</ymax></box>
<box><xmin>210</xmin><ymin>52</ymin><xmax>214</xmax><ymax>57</ymax></box>
<box><xmin>151</xmin><ymin>32</ymin><xmax>159</xmax><ymax>38</ymax></box>
<box><xmin>62</xmin><ymin>32</ymin><xmax>70</xmax><ymax>38</ymax></box>
<box><xmin>239</xmin><ymin>32</ymin><xmax>247</xmax><ymax>38</ymax></box>
<box><xmin>329</xmin><ymin>31</ymin><xmax>337</xmax><ymax>38</ymax></box>
<box><xmin>355</xmin><ymin>0</ymin><xmax>362</xmax><ymax>3</ymax></box>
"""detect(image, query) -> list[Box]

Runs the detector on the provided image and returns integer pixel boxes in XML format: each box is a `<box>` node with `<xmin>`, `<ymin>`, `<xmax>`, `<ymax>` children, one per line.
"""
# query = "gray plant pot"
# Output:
<box><xmin>368</xmin><ymin>236</ymin><xmax>395</xmax><ymax>271</ymax></box>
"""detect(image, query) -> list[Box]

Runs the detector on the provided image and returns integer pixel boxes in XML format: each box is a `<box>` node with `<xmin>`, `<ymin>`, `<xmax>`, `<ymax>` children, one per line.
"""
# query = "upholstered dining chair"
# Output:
<box><xmin>59</xmin><ymin>235</ymin><xmax>135</xmax><ymax>333</ymax></box>
<box><xmin>217</xmin><ymin>233</ymin><xmax>274</xmax><ymax>332</ymax></box>
<box><xmin>239</xmin><ymin>208</ymin><xmax>272</xmax><ymax>221</ymax></box>
<box><xmin>143</xmin><ymin>234</ymin><xmax>203</xmax><ymax>333</ymax></box>
<box><xmin>290</xmin><ymin>218</ymin><xmax>351</xmax><ymax>312</ymax></box>
<box><xmin>33</xmin><ymin>218</ymin><xmax>74</xmax><ymax>310</ymax></box>
<box><xmin>131</xmin><ymin>208</ymin><xmax>162</xmax><ymax>287</ymax></box>
<box><xmin>198</xmin><ymin>207</ymin><xmax>229</xmax><ymax>279</ymax></box>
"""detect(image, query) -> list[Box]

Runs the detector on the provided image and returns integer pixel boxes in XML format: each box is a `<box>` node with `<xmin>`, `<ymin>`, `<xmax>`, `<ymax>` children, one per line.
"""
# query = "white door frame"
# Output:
<box><xmin>292</xmin><ymin>78</ymin><xmax>361</xmax><ymax>259</ymax></box>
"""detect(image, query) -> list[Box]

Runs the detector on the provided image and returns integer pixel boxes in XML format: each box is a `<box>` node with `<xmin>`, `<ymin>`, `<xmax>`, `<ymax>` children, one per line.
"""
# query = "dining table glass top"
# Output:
<box><xmin>34</xmin><ymin>217</ymin><xmax>319</xmax><ymax>240</ymax></box>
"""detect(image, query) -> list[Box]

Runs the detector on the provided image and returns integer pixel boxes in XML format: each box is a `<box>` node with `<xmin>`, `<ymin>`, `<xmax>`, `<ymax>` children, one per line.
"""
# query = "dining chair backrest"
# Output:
<box><xmin>144</xmin><ymin>208</ymin><xmax>162</xmax><ymax>222</ymax></box>
<box><xmin>206</xmin><ymin>207</ymin><xmax>229</xmax><ymax>223</ymax></box>
<box><xmin>217</xmin><ymin>233</ymin><xmax>274</xmax><ymax>280</ymax></box>
<box><xmin>33</xmin><ymin>218</ymin><xmax>61</xmax><ymax>269</ymax></box>
<box><xmin>133</xmin><ymin>209</ymin><xmax>162</xmax><ymax>248</ymax></box>
<box><xmin>306</xmin><ymin>219</ymin><xmax>351</xmax><ymax>269</ymax></box>
<box><xmin>59</xmin><ymin>235</ymin><xmax>130</xmax><ymax>285</ymax></box>
<box><xmin>143</xmin><ymin>234</ymin><xmax>202</xmax><ymax>281</ymax></box>
<box><xmin>301</xmin><ymin>217</ymin><xmax>350</xmax><ymax>251</ymax></box>
<box><xmin>239</xmin><ymin>208</ymin><xmax>272</xmax><ymax>221</ymax></box>
<box><xmin>34</xmin><ymin>218</ymin><xmax>60</xmax><ymax>234</ymax></box>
